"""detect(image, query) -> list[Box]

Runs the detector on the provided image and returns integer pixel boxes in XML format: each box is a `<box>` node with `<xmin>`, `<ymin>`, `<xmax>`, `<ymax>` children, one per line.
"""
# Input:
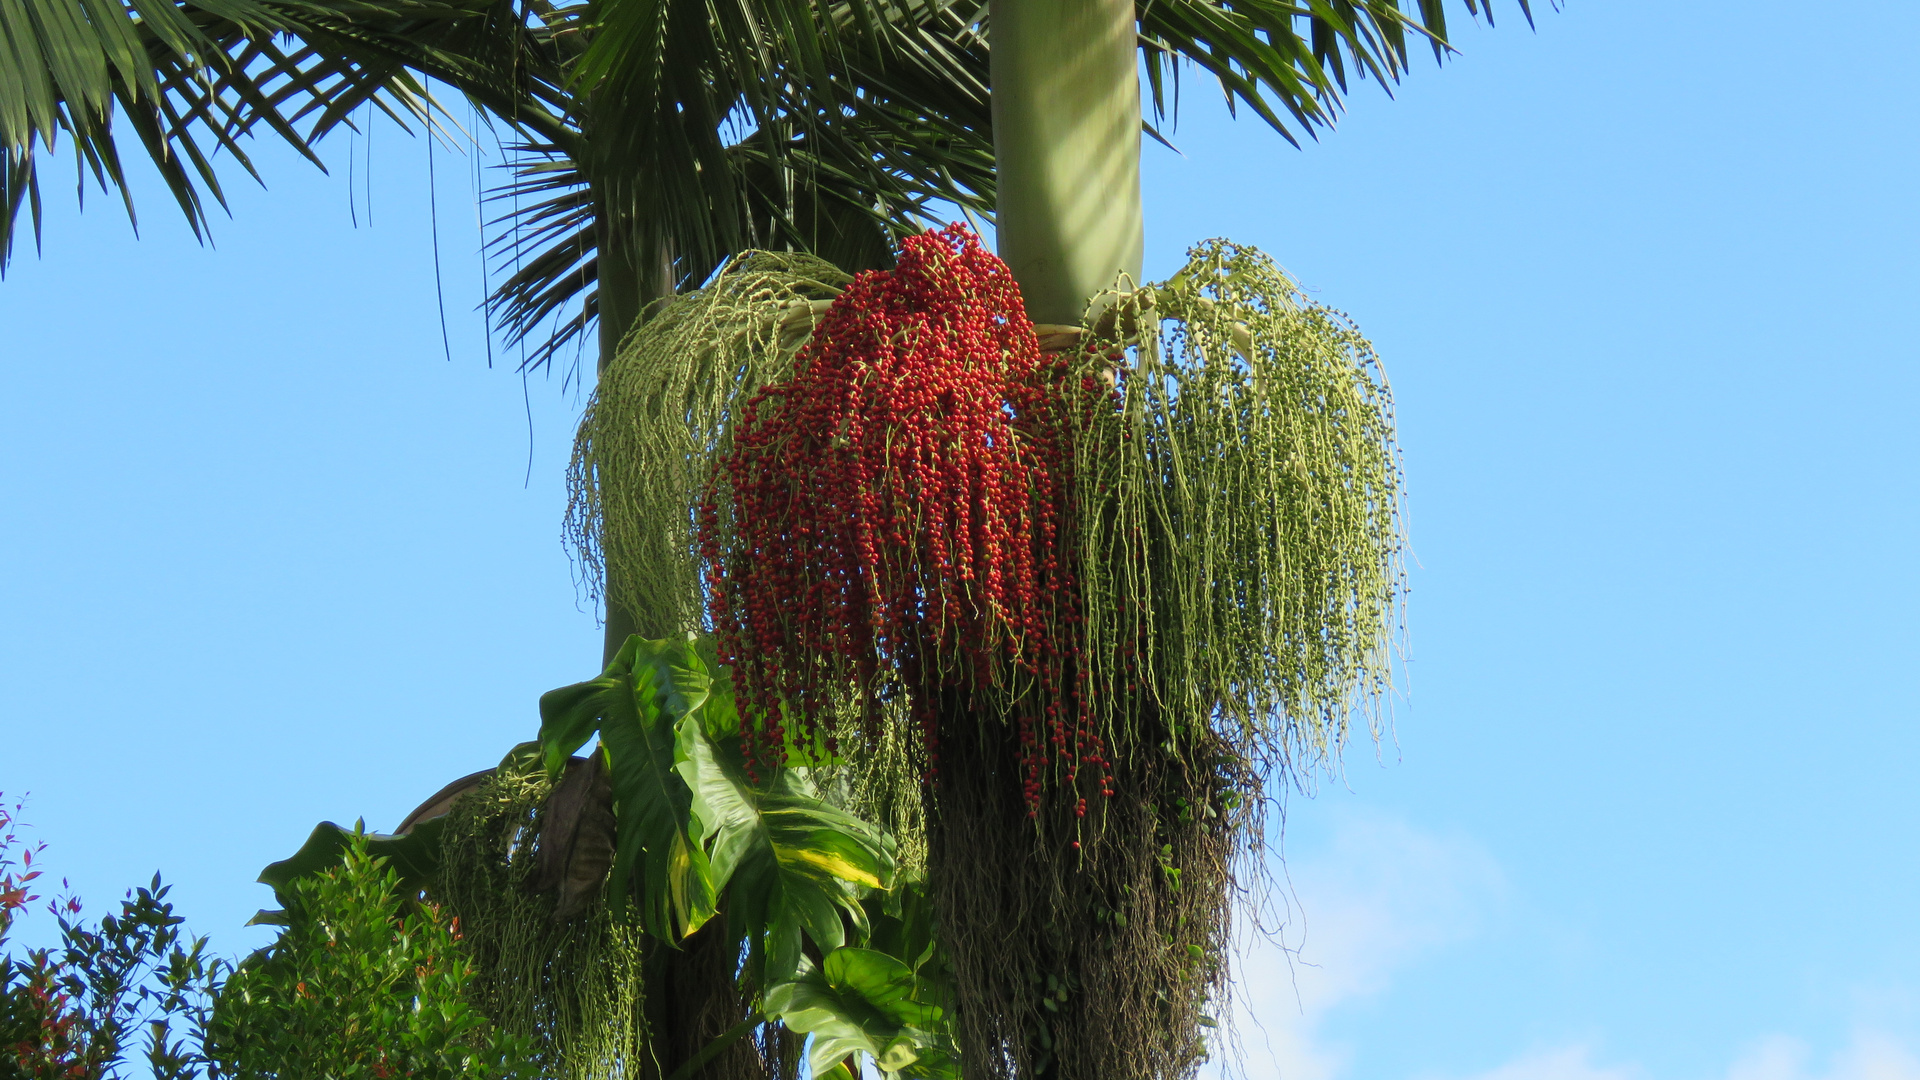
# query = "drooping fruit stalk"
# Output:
<box><xmin>570</xmin><ymin>253</ymin><xmax>852</xmax><ymax>649</ymax></box>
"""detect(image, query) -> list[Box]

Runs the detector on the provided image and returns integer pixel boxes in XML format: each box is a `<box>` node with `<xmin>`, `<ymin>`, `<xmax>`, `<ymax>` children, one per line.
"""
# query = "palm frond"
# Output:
<box><xmin>0</xmin><ymin>0</ymin><xmax>540</xmax><ymax>268</ymax></box>
<box><xmin>481</xmin><ymin>0</ymin><xmax>995</xmax><ymax>376</ymax></box>
<box><xmin>5</xmin><ymin>0</ymin><xmax>1540</xmax><ymax>367</ymax></box>
<box><xmin>0</xmin><ymin>0</ymin><xmax>325</xmax><ymax>265</ymax></box>
<box><xmin>486</xmin><ymin>143</ymin><xmax>596</xmax><ymax>374</ymax></box>
<box><xmin>1136</xmin><ymin>0</ymin><xmax>1539</xmax><ymax>144</ymax></box>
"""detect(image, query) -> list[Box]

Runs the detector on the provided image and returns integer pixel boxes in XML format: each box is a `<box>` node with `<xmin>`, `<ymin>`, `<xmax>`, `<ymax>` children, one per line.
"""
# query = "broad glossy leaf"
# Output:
<box><xmin>537</xmin><ymin>634</ymin><xmax>642</xmax><ymax>776</ymax></box>
<box><xmin>538</xmin><ymin>634</ymin><xmax>719</xmax><ymax>940</ymax></box>
<box><xmin>537</xmin><ymin>634</ymin><xmax>900</xmax><ymax>988</ymax></box>
<box><xmin>604</xmin><ymin>637</ymin><xmax>721</xmax><ymax>939</ymax></box>
<box><xmin>254</xmin><ymin>816</ymin><xmax>445</xmax><ymax>916</ymax></box>
<box><xmin>823</xmin><ymin>948</ymin><xmax>942</xmax><ymax>1029</ymax></box>
<box><xmin>762</xmin><ymin>976</ymin><xmax>919</xmax><ymax>1075</ymax></box>
<box><xmin>671</xmin><ymin>685</ymin><xmax>895</xmax><ymax>983</ymax></box>
<box><xmin>896</xmin><ymin>1045</ymin><xmax>960</xmax><ymax>1079</ymax></box>
<box><xmin>864</xmin><ymin>875</ymin><xmax>945</xmax><ymax>981</ymax></box>
<box><xmin>763</xmin><ymin>948</ymin><xmax>945</xmax><ymax>1077</ymax></box>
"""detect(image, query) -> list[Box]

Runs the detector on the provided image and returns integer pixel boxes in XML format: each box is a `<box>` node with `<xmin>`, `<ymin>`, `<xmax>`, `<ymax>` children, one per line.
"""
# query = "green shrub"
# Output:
<box><xmin>207</xmin><ymin>830</ymin><xmax>536</xmax><ymax>1080</ymax></box>
<box><xmin>0</xmin><ymin>797</ymin><xmax>219</xmax><ymax>1080</ymax></box>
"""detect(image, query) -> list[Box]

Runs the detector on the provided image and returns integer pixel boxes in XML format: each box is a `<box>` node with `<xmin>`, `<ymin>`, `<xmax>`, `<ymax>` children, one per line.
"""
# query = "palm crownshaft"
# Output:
<box><xmin>989</xmin><ymin>0</ymin><xmax>1143</xmax><ymax>325</ymax></box>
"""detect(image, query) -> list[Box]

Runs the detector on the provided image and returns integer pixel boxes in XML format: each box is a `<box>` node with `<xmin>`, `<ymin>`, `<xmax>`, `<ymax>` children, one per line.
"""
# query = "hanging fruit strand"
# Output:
<box><xmin>701</xmin><ymin>224</ymin><xmax>1107</xmax><ymax>811</ymax></box>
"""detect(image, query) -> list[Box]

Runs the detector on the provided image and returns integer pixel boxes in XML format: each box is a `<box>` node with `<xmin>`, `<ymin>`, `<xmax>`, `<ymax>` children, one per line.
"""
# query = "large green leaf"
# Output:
<box><xmin>538</xmin><ymin>634</ymin><xmax>719</xmax><ymax>941</ymax></box>
<box><xmin>862</xmin><ymin>874</ymin><xmax>950</xmax><ymax>1005</ymax></box>
<box><xmin>538</xmin><ymin>633</ymin><xmax>894</xmax><ymax>959</ymax></box>
<box><xmin>763</xmin><ymin>947</ymin><xmax>950</xmax><ymax>1078</ymax></box>
<box><xmin>536</xmin><ymin>635</ymin><xmax>640</xmax><ymax>777</ymax></box>
<box><xmin>251</xmin><ymin>815</ymin><xmax>445</xmax><ymax>925</ymax></box>
<box><xmin>669</xmin><ymin>660</ymin><xmax>895</xmax><ymax>984</ymax></box>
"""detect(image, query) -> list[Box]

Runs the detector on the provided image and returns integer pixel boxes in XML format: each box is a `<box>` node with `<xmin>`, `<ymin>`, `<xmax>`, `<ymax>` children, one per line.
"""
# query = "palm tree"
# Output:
<box><xmin>2</xmin><ymin>1</ymin><xmax>1530</xmax><ymax>1076</ymax></box>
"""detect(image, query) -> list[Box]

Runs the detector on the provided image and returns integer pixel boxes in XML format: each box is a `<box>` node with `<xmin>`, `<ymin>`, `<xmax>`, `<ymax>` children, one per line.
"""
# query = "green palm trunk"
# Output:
<box><xmin>925</xmin><ymin>12</ymin><xmax>1160</xmax><ymax>1079</ymax></box>
<box><xmin>990</xmin><ymin>0</ymin><xmax>1143</xmax><ymax>324</ymax></box>
<box><xmin>597</xmin><ymin>228</ymin><xmax>645</xmax><ymax>665</ymax></box>
<box><xmin>595</xmin><ymin>212</ymin><xmax>656</xmax><ymax>666</ymax></box>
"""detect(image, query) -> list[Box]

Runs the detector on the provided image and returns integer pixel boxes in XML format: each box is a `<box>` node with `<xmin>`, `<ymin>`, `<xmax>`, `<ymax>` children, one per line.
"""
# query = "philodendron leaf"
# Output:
<box><xmin>539</xmin><ymin>634</ymin><xmax>720</xmax><ymax>941</ymax></box>
<box><xmin>535</xmin><ymin>633</ymin><xmax>899</xmax><ymax>972</ymax></box>
<box><xmin>763</xmin><ymin>948</ymin><xmax>946</xmax><ymax>1077</ymax></box>
<box><xmin>896</xmin><ymin>1045</ymin><xmax>960</xmax><ymax>1079</ymax></box>
<box><xmin>672</xmin><ymin>686</ymin><xmax>896</xmax><ymax>983</ymax></box>
<box><xmin>255</xmin><ymin>817</ymin><xmax>445</xmax><ymax>917</ymax></box>
<box><xmin>605</xmin><ymin>637</ymin><xmax>722</xmax><ymax>940</ymax></box>
<box><xmin>677</xmin><ymin>723</ymin><xmax>890</xmax><ymax>890</ymax></box>
<box><xmin>763</xmin><ymin>974</ymin><xmax>914</xmax><ymax>1076</ymax></box>
<box><xmin>537</xmin><ymin>635</ymin><xmax>642</xmax><ymax>777</ymax></box>
<box><xmin>864</xmin><ymin>874</ymin><xmax>948</xmax><ymax>987</ymax></box>
<box><xmin>822</xmin><ymin>947</ymin><xmax>942</xmax><ymax>1029</ymax></box>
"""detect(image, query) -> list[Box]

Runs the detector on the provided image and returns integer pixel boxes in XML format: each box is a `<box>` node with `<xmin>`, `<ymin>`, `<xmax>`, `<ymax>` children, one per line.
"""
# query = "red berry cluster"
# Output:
<box><xmin>700</xmin><ymin>224</ymin><xmax>1110</xmax><ymax>813</ymax></box>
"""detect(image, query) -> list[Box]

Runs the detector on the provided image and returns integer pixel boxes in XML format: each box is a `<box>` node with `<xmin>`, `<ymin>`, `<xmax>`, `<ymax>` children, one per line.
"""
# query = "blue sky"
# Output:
<box><xmin>4</xmin><ymin>4</ymin><xmax>1919</xmax><ymax>1080</ymax></box>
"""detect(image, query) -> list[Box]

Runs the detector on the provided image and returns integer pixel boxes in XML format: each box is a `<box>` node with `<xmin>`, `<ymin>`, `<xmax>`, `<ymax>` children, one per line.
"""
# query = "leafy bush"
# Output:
<box><xmin>0</xmin><ymin>798</ymin><xmax>533</xmax><ymax>1080</ymax></box>
<box><xmin>0</xmin><ymin>797</ymin><xmax>219</xmax><ymax>1080</ymax></box>
<box><xmin>206</xmin><ymin>830</ymin><xmax>536</xmax><ymax>1080</ymax></box>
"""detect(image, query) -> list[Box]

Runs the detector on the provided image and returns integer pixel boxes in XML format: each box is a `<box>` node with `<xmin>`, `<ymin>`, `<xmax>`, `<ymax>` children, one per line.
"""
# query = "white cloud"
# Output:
<box><xmin>1728</xmin><ymin>1037</ymin><xmax>1816</xmax><ymax>1080</ymax></box>
<box><xmin>1725</xmin><ymin>1032</ymin><xmax>1920</xmax><ymax>1080</ymax></box>
<box><xmin>1206</xmin><ymin>810</ymin><xmax>1507</xmax><ymax>1080</ymax></box>
<box><xmin>1200</xmin><ymin>811</ymin><xmax>1920</xmax><ymax>1080</ymax></box>
<box><xmin>1446</xmin><ymin>1030</ymin><xmax>1920</xmax><ymax>1080</ymax></box>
